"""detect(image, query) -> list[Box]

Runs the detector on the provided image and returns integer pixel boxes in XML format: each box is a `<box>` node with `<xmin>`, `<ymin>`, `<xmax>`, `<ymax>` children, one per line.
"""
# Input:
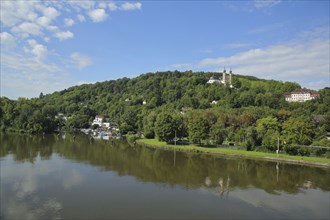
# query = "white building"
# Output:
<box><xmin>92</xmin><ymin>115</ymin><xmax>110</xmax><ymax>129</ymax></box>
<box><xmin>207</xmin><ymin>68</ymin><xmax>233</xmax><ymax>87</ymax></box>
<box><xmin>92</xmin><ymin>115</ymin><xmax>103</xmax><ymax>125</ymax></box>
<box><xmin>284</xmin><ymin>89</ymin><xmax>319</xmax><ymax>102</ymax></box>
<box><xmin>207</xmin><ymin>75</ymin><xmax>221</xmax><ymax>84</ymax></box>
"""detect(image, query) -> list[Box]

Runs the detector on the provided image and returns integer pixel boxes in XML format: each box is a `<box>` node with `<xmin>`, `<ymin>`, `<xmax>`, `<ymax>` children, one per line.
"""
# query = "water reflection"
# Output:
<box><xmin>1</xmin><ymin>134</ymin><xmax>329</xmax><ymax>193</ymax></box>
<box><xmin>1</xmin><ymin>134</ymin><xmax>329</xmax><ymax>219</ymax></box>
<box><xmin>1</xmin><ymin>153</ymin><xmax>64</xmax><ymax>220</ymax></box>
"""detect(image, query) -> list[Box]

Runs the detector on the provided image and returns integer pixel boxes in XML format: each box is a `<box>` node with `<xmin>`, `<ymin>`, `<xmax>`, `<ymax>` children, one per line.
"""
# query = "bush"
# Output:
<box><xmin>297</xmin><ymin>147</ymin><xmax>311</xmax><ymax>156</ymax></box>
<box><xmin>284</xmin><ymin>145</ymin><xmax>299</xmax><ymax>155</ymax></box>
<box><xmin>314</xmin><ymin>148</ymin><xmax>327</xmax><ymax>157</ymax></box>
<box><xmin>283</xmin><ymin>145</ymin><xmax>330</xmax><ymax>157</ymax></box>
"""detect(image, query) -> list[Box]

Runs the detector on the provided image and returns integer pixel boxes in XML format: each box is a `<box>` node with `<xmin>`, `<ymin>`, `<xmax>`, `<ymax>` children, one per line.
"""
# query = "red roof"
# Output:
<box><xmin>286</xmin><ymin>88</ymin><xmax>319</xmax><ymax>95</ymax></box>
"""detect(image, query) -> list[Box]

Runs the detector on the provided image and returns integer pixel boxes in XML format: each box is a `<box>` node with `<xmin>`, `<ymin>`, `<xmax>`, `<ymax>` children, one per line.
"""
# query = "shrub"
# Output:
<box><xmin>284</xmin><ymin>145</ymin><xmax>299</xmax><ymax>155</ymax></box>
<box><xmin>298</xmin><ymin>147</ymin><xmax>311</xmax><ymax>156</ymax></box>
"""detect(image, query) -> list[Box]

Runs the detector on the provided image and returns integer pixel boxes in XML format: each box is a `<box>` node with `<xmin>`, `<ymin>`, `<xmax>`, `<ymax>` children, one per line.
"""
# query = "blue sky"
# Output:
<box><xmin>1</xmin><ymin>0</ymin><xmax>329</xmax><ymax>99</ymax></box>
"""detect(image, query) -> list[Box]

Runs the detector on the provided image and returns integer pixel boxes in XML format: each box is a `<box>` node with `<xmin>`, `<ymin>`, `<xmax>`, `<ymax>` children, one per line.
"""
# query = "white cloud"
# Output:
<box><xmin>107</xmin><ymin>2</ymin><xmax>142</xmax><ymax>11</ymax></box>
<box><xmin>0</xmin><ymin>0</ymin><xmax>143</xmax><ymax>99</ymax></box>
<box><xmin>41</xmin><ymin>6</ymin><xmax>60</xmax><ymax>20</ymax></box>
<box><xmin>199</xmin><ymin>40</ymin><xmax>330</xmax><ymax>89</ymax></box>
<box><xmin>88</xmin><ymin>8</ymin><xmax>108</xmax><ymax>22</ymax></box>
<box><xmin>64</xmin><ymin>18</ymin><xmax>74</xmax><ymax>27</ymax></box>
<box><xmin>296</xmin><ymin>26</ymin><xmax>330</xmax><ymax>41</ymax></box>
<box><xmin>171</xmin><ymin>32</ymin><xmax>329</xmax><ymax>90</ymax></box>
<box><xmin>108</xmin><ymin>2</ymin><xmax>118</xmax><ymax>11</ymax></box>
<box><xmin>36</xmin><ymin>16</ymin><xmax>51</xmax><ymax>27</ymax></box>
<box><xmin>26</xmin><ymin>39</ymin><xmax>48</xmax><ymax>60</ymax></box>
<box><xmin>254</xmin><ymin>0</ymin><xmax>281</xmax><ymax>9</ymax></box>
<box><xmin>67</xmin><ymin>1</ymin><xmax>95</xmax><ymax>11</ymax></box>
<box><xmin>120</xmin><ymin>2</ymin><xmax>142</xmax><ymax>11</ymax></box>
<box><xmin>11</xmin><ymin>22</ymin><xmax>42</xmax><ymax>37</ymax></box>
<box><xmin>1</xmin><ymin>51</ymin><xmax>71</xmax><ymax>99</ymax></box>
<box><xmin>0</xmin><ymin>32</ymin><xmax>16</xmax><ymax>48</ymax></box>
<box><xmin>54</xmin><ymin>30</ymin><xmax>74</xmax><ymax>41</ymax></box>
<box><xmin>77</xmin><ymin>14</ymin><xmax>86</xmax><ymax>22</ymax></box>
<box><xmin>98</xmin><ymin>2</ymin><xmax>108</xmax><ymax>9</ymax></box>
<box><xmin>70</xmin><ymin>52</ymin><xmax>92</xmax><ymax>69</ymax></box>
<box><xmin>0</xmin><ymin>1</ymin><xmax>38</xmax><ymax>26</ymax></box>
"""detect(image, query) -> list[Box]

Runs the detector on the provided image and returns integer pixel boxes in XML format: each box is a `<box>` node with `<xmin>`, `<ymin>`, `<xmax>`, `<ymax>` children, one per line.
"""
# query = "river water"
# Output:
<box><xmin>0</xmin><ymin>134</ymin><xmax>329</xmax><ymax>219</ymax></box>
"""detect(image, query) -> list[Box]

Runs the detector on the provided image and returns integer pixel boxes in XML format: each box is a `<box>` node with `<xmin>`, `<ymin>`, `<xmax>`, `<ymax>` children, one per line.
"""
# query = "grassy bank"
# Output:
<box><xmin>137</xmin><ymin>138</ymin><xmax>330</xmax><ymax>168</ymax></box>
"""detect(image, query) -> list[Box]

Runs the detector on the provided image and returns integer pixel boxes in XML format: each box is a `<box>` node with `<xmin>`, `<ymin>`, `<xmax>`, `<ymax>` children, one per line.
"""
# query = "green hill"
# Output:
<box><xmin>1</xmin><ymin>71</ymin><xmax>330</xmax><ymax>150</ymax></box>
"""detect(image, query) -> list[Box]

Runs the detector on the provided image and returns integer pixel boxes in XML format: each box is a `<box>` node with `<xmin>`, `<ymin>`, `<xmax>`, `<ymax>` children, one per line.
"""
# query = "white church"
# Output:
<box><xmin>207</xmin><ymin>68</ymin><xmax>233</xmax><ymax>87</ymax></box>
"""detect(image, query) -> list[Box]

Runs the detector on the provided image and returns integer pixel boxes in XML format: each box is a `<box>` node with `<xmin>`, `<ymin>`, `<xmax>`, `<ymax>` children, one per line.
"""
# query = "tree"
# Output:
<box><xmin>282</xmin><ymin>118</ymin><xmax>315</xmax><ymax>145</ymax></box>
<box><xmin>210</xmin><ymin>120</ymin><xmax>226</xmax><ymax>145</ymax></box>
<box><xmin>232</xmin><ymin>77</ymin><xmax>242</xmax><ymax>88</ymax></box>
<box><xmin>154</xmin><ymin>112</ymin><xmax>176</xmax><ymax>143</ymax></box>
<box><xmin>256</xmin><ymin>116</ymin><xmax>281</xmax><ymax>150</ymax></box>
<box><xmin>244</xmin><ymin>126</ymin><xmax>258</xmax><ymax>150</ymax></box>
<box><xmin>143</xmin><ymin>111</ymin><xmax>157</xmax><ymax>138</ymax></box>
<box><xmin>256</xmin><ymin>116</ymin><xmax>280</xmax><ymax>137</ymax></box>
<box><xmin>262</xmin><ymin>130</ymin><xmax>280</xmax><ymax>151</ymax></box>
<box><xmin>188</xmin><ymin>113</ymin><xmax>210</xmax><ymax>145</ymax></box>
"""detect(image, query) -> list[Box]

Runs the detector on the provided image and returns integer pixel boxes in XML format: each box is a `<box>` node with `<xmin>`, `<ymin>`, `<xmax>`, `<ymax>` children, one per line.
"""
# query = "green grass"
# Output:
<box><xmin>137</xmin><ymin>138</ymin><xmax>330</xmax><ymax>167</ymax></box>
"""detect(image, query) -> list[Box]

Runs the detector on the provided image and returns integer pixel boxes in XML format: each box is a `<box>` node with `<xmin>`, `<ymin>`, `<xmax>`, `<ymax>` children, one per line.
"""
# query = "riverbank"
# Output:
<box><xmin>137</xmin><ymin>138</ymin><xmax>330</xmax><ymax>169</ymax></box>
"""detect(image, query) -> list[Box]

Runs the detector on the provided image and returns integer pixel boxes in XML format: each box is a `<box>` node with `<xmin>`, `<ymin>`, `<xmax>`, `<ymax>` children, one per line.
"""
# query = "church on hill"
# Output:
<box><xmin>207</xmin><ymin>67</ymin><xmax>233</xmax><ymax>87</ymax></box>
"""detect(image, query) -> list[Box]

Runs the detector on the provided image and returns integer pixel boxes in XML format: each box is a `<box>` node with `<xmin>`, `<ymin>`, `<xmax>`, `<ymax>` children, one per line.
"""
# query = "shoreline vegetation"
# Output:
<box><xmin>136</xmin><ymin>138</ymin><xmax>330</xmax><ymax>169</ymax></box>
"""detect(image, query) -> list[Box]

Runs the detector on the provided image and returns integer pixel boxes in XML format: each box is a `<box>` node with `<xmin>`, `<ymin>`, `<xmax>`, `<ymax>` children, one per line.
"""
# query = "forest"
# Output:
<box><xmin>1</xmin><ymin>70</ymin><xmax>330</xmax><ymax>154</ymax></box>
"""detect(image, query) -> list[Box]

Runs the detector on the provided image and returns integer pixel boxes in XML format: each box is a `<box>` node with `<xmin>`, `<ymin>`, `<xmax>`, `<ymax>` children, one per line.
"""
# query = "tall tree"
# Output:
<box><xmin>154</xmin><ymin>112</ymin><xmax>176</xmax><ymax>143</ymax></box>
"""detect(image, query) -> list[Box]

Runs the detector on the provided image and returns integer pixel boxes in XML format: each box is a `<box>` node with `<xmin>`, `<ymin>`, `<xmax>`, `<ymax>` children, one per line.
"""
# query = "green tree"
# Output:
<box><xmin>210</xmin><ymin>120</ymin><xmax>226</xmax><ymax>145</ymax></box>
<box><xmin>245</xmin><ymin>126</ymin><xmax>258</xmax><ymax>150</ymax></box>
<box><xmin>282</xmin><ymin>118</ymin><xmax>315</xmax><ymax>145</ymax></box>
<box><xmin>154</xmin><ymin>112</ymin><xmax>176</xmax><ymax>143</ymax></box>
<box><xmin>143</xmin><ymin>111</ymin><xmax>157</xmax><ymax>138</ymax></box>
<box><xmin>188</xmin><ymin>113</ymin><xmax>210</xmax><ymax>145</ymax></box>
<box><xmin>256</xmin><ymin>116</ymin><xmax>281</xmax><ymax>150</ymax></box>
<box><xmin>256</xmin><ymin>116</ymin><xmax>280</xmax><ymax>137</ymax></box>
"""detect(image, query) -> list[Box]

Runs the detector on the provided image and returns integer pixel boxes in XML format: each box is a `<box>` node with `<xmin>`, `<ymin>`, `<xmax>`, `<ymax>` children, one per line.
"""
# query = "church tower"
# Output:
<box><xmin>222</xmin><ymin>67</ymin><xmax>226</xmax><ymax>84</ymax></box>
<box><xmin>229</xmin><ymin>68</ymin><xmax>232</xmax><ymax>85</ymax></box>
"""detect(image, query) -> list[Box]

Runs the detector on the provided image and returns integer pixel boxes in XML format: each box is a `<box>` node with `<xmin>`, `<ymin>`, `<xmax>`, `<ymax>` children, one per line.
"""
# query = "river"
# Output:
<box><xmin>0</xmin><ymin>134</ymin><xmax>329</xmax><ymax>219</ymax></box>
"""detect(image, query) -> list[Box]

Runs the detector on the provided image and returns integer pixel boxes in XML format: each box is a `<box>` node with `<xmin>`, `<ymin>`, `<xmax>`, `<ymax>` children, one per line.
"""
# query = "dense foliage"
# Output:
<box><xmin>1</xmin><ymin>71</ymin><xmax>330</xmax><ymax>151</ymax></box>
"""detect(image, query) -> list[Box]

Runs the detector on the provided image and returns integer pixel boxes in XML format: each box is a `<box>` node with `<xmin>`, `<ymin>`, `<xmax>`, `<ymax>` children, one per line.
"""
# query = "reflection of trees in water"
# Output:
<box><xmin>1</xmin><ymin>134</ymin><xmax>329</xmax><ymax>194</ymax></box>
<box><xmin>0</xmin><ymin>134</ymin><xmax>55</xmax><ymax>162</ymax></box>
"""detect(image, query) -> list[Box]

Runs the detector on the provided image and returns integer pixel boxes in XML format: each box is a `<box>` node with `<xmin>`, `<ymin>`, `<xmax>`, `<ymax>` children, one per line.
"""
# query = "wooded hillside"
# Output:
<box><xmin>1</xmin><ymin>71</ymin><xmax>330</xmax><ymax>150</ymax></box>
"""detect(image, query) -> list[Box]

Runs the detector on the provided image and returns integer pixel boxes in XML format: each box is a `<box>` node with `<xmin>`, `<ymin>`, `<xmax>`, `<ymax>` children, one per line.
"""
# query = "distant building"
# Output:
<box><xmin>207</xmin><ymin>67</ymin><xmax>233</xmax><ymax>87</ymax></box>
<box><xmin>221</xmin><ymin>68</ymin><xmax>232</xmax><ymax>86</ymax></box>
<box><xmin>284</xmin><ymin>89</ymin><xmax>319</xmax><ymax>102</ymax></box>
<box><xmin>207</xmin><ymin>75</ymin><xmax>221</xmax><ymax>84</ymax></box>
<box><xmin>93</xmin><ymin>115</ymin><xmax>103</xmax><ymax>124</ymax></box>
<box><xmin>55</xmin><ymin>113</ymin><xmax>67</xmax><ymax>121</ymax></box>
<box><xmin>92</xmin><ymin>115</ymin><xmax>110</xmax><ymax>128</ymax></box>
